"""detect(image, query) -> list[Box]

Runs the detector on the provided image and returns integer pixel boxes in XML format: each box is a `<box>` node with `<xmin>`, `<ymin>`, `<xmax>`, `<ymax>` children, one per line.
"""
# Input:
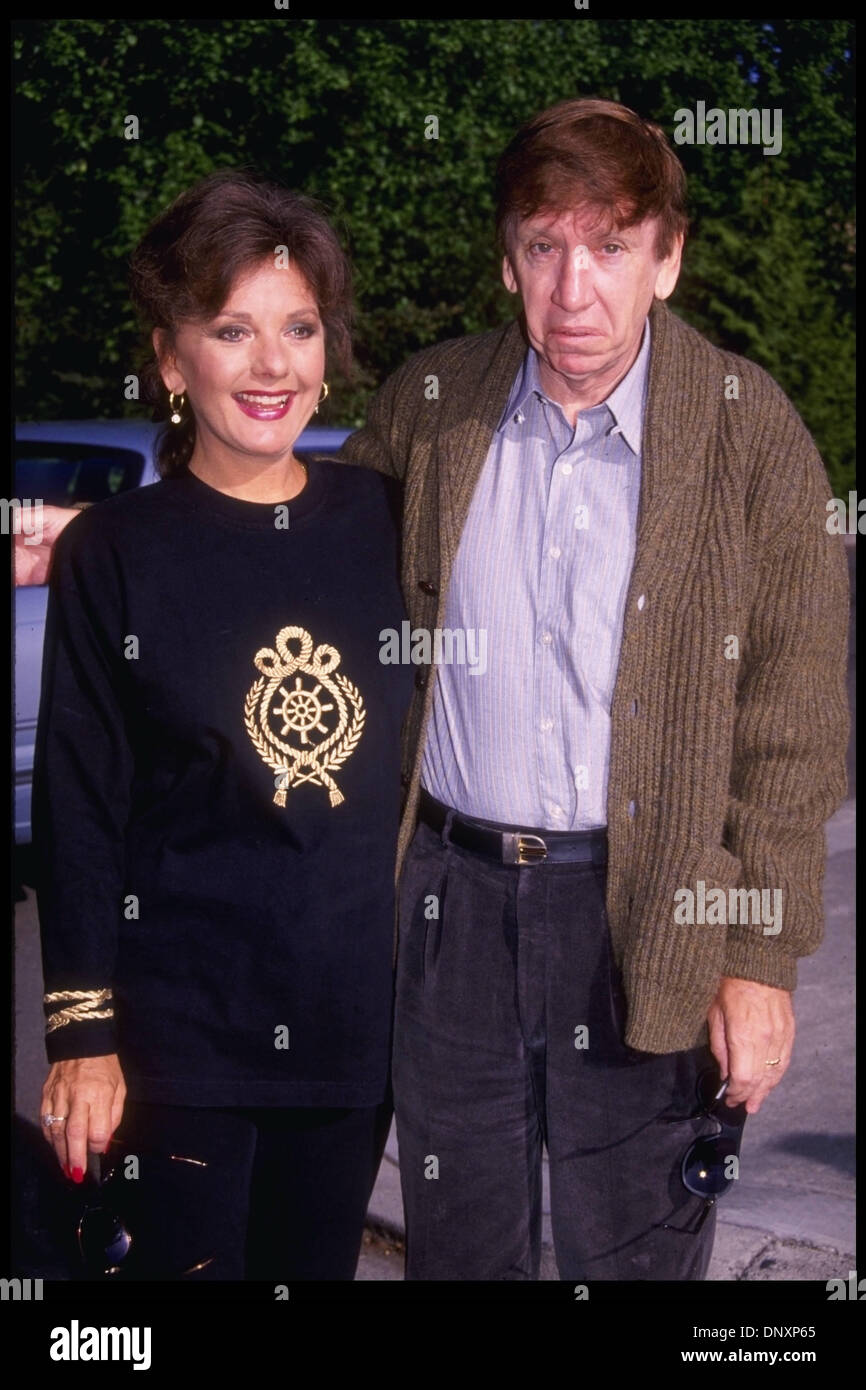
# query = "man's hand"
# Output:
<box><xmin>14</xmin><ymin>505</ymin><xmax>81</xmax><ymax>586</ymax></box>
<box><xmin>707</xmin><ymin>976</ymin><xmax>795</xmax><ymax>1114</ymax></box>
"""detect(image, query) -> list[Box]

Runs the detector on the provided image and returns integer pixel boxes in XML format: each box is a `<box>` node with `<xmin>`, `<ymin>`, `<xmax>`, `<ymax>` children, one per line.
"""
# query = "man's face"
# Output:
<box><xmin>502</xmin><ymin>206</ymin><xmax>682</xmax><ymax>401</ymax></box>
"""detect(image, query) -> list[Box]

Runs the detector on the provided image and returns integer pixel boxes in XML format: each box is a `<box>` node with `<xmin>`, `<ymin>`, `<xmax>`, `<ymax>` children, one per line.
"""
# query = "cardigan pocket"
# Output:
<box><xmin>690</xmin><ymin>844</ymin><xmax>744</xmax><ymax>898</ymax></box>
<box><xmin>667</xmin><ymin>842</ymin><xmax>746</xmax><ymax>945</ymax></box>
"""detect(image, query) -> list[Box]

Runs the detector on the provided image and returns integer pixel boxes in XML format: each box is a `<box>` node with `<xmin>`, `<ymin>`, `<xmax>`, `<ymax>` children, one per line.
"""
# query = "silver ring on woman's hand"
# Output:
<box><xmin>42</xmin><ymin>1114</ymin><xmax>67</xmax><ymax>1126</ymax></box>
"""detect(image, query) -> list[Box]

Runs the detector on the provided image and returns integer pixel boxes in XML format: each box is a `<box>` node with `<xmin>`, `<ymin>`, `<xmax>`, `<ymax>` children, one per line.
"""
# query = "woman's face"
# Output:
<box><xmin>154</xmin><ymin>258</ymin><xmax>326</xmax><ymax>467</ymax></box>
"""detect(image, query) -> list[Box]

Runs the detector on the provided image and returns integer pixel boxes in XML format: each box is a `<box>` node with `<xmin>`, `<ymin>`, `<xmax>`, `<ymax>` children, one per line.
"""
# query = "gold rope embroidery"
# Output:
<box><xmin>244</xmin><ymin>625</ymin><xmax>365</xmax><ymax>808</ymax></box>
<box><xmin>43</xmin><ymin>988</ymin><xmax>114</xmax><ymax>1033</ymax></box>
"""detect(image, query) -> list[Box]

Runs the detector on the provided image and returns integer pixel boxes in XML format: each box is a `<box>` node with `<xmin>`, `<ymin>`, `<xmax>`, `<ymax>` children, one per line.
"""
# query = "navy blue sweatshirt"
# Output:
<box><xmin>34</xmin><ymin>458</ymin><xmax>412</xmax><ymax>1107</ymax></box>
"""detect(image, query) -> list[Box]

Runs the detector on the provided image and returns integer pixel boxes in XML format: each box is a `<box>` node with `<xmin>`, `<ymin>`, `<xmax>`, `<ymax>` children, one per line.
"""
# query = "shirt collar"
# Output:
<box><xmin>497</xmin><ymin>316</ymin><xmax>651</xmax><ymax>456</ymax></box>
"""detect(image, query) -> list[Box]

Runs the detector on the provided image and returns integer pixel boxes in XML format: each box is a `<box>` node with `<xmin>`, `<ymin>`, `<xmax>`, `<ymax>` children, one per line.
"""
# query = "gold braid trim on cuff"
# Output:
<box><xmin>43</xmin><ymin>988</ymin><xmax>114</xmax><ymax>1034</ymax></box>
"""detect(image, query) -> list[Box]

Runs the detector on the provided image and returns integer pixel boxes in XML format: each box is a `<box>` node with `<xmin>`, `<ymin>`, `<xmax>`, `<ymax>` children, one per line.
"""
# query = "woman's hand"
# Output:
<box><xmin>41</xmin><ymin>1054</ymin><xmax>126</xmax><ymax>1181</ymax></box>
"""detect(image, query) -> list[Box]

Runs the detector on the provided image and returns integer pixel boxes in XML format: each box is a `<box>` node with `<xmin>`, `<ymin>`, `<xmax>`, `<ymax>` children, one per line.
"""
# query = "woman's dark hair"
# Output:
<box><xmin>129</xmin><ymin>169</ymin><xmax>355</xmax><ymax>478</ymax></box>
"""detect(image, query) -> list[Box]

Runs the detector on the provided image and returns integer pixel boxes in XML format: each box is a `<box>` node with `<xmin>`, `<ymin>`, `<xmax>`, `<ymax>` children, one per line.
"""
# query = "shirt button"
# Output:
<box><xmin>548</xmin><ymin>546</ymin><xmax>561</xmax><ymax>559</ymax></box>
<box><xmin>540</xmin><ymin>718</ymin><xmax>554</xmax><ymax>733</ymax></box>
<box><xmin>627</xmin><ymin>799</ymin><xmax>637</xmax><ymax>819</ymax></box>
<box><xmin>636</xmin><ymin>593</ymin><xmax>646</xmax><ymax>611</ymax></box>
<box><xmin>541</xmin><ymin>631</ymin><xmax>553</xmax><ymax>645</ymax></box>
<box><xmin>515</xmin><ymin>410</ymin><xmax>525</xmax><ymax>424</ymax></box>
<box><xmin>561</xmin><ymin>463</ymin><xmax>573</xmax><ymax>475</ymax></box>
<box><xmin>550</xmin><ymin>804</ymin><xmax>563</xmax><ymax>818</ymax></box>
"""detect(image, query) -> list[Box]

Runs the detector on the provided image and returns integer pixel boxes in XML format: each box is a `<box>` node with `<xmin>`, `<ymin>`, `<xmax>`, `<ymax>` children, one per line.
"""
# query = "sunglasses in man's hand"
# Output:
<box><xmin>663</xmin><ymin>1069</ymin><xmax>748</xmax><ymax>1236</ymax></box>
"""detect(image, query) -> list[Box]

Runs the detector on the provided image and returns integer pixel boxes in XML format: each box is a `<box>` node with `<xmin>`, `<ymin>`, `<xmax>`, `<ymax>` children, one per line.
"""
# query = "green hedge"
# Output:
<box><xmin>15</xmin><ymin>18</ymin><xmax>854</xmax><ymax>492</ymax></box>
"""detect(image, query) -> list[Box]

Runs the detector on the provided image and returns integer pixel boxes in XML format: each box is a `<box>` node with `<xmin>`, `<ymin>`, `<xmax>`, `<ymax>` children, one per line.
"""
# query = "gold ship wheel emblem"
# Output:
<box><xmin>244</xmin><ymin>626</ymin><xmax>365</xmax><ymax>807</ymax></box>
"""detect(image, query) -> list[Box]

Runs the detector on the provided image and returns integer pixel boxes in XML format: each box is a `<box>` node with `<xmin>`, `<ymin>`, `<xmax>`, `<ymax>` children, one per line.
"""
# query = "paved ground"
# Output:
<box><xmin>13</xmin><ymin>543</ymin><xmax>855</xmax><ymax>1285</ymax></box>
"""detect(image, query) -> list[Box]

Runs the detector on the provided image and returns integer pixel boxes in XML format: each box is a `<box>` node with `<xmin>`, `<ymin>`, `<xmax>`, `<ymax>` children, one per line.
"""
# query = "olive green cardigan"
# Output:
<box><xmin>338</xmin><ymin>298</ymin><xmax>849</xmax><ymax>1054</ymax></box>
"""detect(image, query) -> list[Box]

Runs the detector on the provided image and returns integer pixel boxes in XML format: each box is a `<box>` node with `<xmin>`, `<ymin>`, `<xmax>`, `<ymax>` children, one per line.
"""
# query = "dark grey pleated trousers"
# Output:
<box><xmin>393</xmin><ymin>819</ymin><xmax>719</xmax><ymax>1281</ymax></box>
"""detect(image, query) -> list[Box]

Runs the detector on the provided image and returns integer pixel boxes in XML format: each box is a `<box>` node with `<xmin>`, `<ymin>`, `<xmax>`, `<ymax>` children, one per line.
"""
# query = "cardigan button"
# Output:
<box><xmin>418</xmin><ymin>579</ymin><xmax>438</xmax><ymax>596</ymax></box>
<box><xmin>400</xmin><ymin>772</ymin><xmax>410</xmax><ymax>789</ymax></box>
<box><xmin>627</xmin><ymin>799</ymin><xmax>637</xmax><ymax>819</ymax></box>
<box><xmin>636</xmin><ymin>593</ymin><xmax>646</xmax><ymax>611</ymax></box>
<box><xmin>415</xmin><ymin>668</ymin><xmax>428</xmax><ymax>691</ymax></box>
<box><xmin>630</xmin><ymin>698</ymin><xmax>639</xmax><ymax>716</ymax></box>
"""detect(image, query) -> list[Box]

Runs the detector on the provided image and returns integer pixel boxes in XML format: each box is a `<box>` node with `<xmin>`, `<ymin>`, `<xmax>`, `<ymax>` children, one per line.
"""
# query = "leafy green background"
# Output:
<box><xmin>15</xmin><ymin>18</ymin><xmax>854</xmax><ymax>490</ymax></box>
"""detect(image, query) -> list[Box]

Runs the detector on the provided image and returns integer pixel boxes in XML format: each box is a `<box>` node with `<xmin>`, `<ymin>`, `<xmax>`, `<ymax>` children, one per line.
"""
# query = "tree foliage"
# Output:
<box><xmin>15</xmin><ymin>18</ymin><xmax>854</xmax><ymax>490</ymax></box>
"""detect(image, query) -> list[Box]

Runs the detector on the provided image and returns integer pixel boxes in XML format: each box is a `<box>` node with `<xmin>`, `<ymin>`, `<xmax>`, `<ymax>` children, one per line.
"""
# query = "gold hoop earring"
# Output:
<box><xmin>313</xmin><ymin>382</ymin><xmax>329</xmax><ymax>416</ymax></box>
<box><xmin>169</xmin><ymin>392</ymin><xmax>186</xmax><ymax>425</ymax></box>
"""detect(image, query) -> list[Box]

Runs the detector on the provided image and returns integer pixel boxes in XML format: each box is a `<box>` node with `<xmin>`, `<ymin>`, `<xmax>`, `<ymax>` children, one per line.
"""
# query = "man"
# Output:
<box><xmin>337</xmin><ymin>98</ymin><xmax>849</xmax><ymax>1279</ymax></box>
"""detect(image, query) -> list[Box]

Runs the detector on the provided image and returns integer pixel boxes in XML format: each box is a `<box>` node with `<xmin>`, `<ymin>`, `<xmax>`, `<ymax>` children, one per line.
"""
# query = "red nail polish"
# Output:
<box><xmin>72</xmin><ymin>1166</ymin><xmax>84</xmax><ymax>1183</ymax></box>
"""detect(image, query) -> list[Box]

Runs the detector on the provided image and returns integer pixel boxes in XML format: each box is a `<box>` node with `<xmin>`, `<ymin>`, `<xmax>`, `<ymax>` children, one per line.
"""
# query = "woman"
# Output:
<box><xmin>34</xmin><ymin>169</ymin><xmax>412</xmax><ymax>1280</ymax></box>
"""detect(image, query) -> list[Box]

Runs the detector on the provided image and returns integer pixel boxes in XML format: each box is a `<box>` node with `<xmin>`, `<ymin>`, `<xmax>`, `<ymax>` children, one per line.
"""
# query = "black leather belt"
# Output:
<box><xmin>418</xmin><ymin>790</ymin><xmax>607</xmax><ymax>867</ymax></box>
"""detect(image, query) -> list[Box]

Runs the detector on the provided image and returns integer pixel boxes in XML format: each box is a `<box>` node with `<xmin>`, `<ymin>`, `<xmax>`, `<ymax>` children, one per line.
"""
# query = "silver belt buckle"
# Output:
<box><xmin>504</xmin><ymin>832</ymin><xmax>548</xmax><ymax>865</ymax></box>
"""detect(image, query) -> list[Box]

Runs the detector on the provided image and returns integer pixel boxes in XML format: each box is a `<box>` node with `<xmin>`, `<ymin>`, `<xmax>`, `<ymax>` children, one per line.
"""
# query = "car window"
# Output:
<box><xmin>15</xmin><ymin>442</ymin><xmax>145</xmax><ymax>506</ymax></box>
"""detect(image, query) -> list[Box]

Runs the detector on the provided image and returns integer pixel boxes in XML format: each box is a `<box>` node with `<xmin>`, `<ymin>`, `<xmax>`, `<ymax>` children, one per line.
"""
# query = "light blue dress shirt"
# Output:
<box><xmin>420</xmin><ymin>318</ymin><xmax>650</xmax><ymax>830</ymax></box>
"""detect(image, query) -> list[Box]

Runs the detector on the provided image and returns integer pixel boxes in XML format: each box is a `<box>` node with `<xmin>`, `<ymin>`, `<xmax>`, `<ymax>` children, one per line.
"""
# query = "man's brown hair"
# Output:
<box><xmin>494</xmin><ymin>98</ymin><xmax>688</xmax><ymax>261</ymax></box>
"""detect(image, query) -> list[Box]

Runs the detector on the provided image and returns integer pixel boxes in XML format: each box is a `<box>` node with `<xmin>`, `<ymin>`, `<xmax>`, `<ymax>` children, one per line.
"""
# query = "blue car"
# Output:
<box><xmin>14</xmin><ymin>420</ymin><xmax>352</xmax><ymax>845</ymax></box>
